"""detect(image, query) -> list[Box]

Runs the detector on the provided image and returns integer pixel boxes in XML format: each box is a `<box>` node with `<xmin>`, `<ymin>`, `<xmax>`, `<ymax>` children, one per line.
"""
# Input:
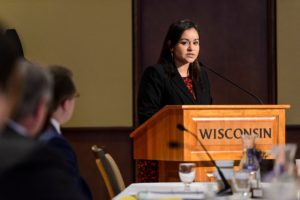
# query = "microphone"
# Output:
<box><xmin>176</xmin><ymin>124</ymin><xmax>233</xmax><ymax>196</ymax></box>
<box><xmin>199</xmin><ymin>61</ymin><xmax>264</xmax><ymax>104</ymax></box>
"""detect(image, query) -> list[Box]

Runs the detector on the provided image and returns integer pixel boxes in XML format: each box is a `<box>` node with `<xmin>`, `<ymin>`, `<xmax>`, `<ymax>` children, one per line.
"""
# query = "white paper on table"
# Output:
<box><xmin>137</xmin><ymin>191</ymin><xmax>205</xmax><ymax>199</ymax></box>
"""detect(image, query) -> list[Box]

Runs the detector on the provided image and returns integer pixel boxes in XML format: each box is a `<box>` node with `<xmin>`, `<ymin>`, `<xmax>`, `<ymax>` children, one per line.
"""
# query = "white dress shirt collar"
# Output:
<box><xmin>7</xmin><ymin>119</ymin><xmax>28</xmax><ymax>137</ymax></box>
<box><xmin>50</xmin><ymin>118</ymin><xmax>61</xmax><ymax>135</ymax></box>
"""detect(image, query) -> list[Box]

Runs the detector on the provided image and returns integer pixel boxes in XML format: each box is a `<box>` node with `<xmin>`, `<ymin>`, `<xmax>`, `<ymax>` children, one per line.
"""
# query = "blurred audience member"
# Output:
<box><xmin>0</xmin><ymin>54</ymin><xmax>85</xmax><ymax>198</ymax></box>
<box><xmin>0</xmin><ymin>25</ymin><xmax>20</xmax><ymax>127</ymax></box>
<box><xmin>2</xmin><ymin>60</ymin><xmax>52</xmax><ymax>139</ymax></box>
<box><xmin>40</xmin><ymin>65</ymin><xmax>93</xmax><ymax>200</ymax></box>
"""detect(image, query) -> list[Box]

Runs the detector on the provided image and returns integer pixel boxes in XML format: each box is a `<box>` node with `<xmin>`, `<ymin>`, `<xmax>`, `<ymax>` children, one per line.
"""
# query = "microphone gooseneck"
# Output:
<box><xmin>176</xmin><ymin>124</ymin><xmax>233</xmax><ymax>196</ymax></box>
<box><xmin>199</xmin><ymin>61</ymin><xmax>264</xmax><ymax>105</ymax></box>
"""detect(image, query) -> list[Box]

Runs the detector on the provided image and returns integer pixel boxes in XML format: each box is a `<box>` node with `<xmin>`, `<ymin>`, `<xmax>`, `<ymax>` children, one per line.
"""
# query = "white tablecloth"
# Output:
<box><xmin>113</xmin><ymin>182</ymin><xmax>271</xmax><ymax>200</ymax></box>
<box><xmin>113</xmin><ymin>182</ymin><xmax>218</xmax><ymax>199</ymax></box>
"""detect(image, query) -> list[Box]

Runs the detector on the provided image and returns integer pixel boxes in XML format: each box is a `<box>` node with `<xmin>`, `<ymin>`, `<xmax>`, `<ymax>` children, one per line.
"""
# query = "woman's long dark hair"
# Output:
<box><xmin>158</xmin><ymin>19</ymin><xmax>203</xmax><ymax>87</ymax></box>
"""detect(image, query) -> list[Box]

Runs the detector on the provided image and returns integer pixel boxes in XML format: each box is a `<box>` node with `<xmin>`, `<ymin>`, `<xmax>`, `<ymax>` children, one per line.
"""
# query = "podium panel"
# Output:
<box><xmin>130</xmin><ymin>105</ymin><xmax>289</xmax><ymax>181</ymax></box>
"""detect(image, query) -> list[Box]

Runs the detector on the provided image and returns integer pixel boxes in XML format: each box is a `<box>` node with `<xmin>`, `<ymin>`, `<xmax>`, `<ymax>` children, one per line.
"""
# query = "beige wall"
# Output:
<box><xmin>0</xmin><ymin>0</ymin><xmax>132</xmax><ymax>127</ymax></box>
<box><xmin>277</xmin><ymin>0</ymin><xmax>300</xmax><ymax>124</ymax></box>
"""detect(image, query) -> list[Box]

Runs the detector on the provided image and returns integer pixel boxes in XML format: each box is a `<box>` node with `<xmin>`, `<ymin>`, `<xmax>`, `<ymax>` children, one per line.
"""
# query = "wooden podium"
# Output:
<box><xmin>130</xmin><ymin>105</ymin><xmax>290</xmax><ymax>182</ymax></box>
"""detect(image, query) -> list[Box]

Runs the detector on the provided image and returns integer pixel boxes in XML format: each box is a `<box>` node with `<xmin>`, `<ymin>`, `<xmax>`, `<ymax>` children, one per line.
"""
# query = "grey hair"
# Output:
<box><xmin>11</xmin><ymin>59</ymin><xmax>53</xmax><ymax>121</ymax></box>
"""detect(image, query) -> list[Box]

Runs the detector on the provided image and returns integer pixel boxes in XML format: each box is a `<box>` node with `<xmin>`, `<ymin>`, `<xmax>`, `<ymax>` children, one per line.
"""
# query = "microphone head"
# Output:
<box><xmin>176</xmin><ymin>124</ymin><xmax>186</xmax><ymax>131</ymax></box>
<box><xmin>168</xmin><ymin>141</ymin><xmax>182</xmax><ymax>149</ymax></box>
<box><xmin>176</xmin><ymin>122</ymin><xmax>232</xmax><ymax>196</ymax></box>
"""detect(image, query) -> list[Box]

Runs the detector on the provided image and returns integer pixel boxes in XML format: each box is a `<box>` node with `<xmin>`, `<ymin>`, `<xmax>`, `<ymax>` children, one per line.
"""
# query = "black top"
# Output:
<box><xmin>138</xmin><ymin>64</ymin><xmax>212</xmax><ymax>124</ymax></box>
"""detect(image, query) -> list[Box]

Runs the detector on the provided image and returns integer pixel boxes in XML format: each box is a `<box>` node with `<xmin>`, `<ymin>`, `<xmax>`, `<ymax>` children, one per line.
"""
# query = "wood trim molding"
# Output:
<box><xmin>62</xmin><ymin>126</ymin><xmax>134</xmax><ymax>133</ymax></box>
<box><xmin>286</xmin><ymin>124</ymin><xmax>300</xmax><ymax>130</ymax></box>
<box><xmin>286</xmin><ymin>124</ymin><xmax>300</xmax><ymax>159</ymax></box>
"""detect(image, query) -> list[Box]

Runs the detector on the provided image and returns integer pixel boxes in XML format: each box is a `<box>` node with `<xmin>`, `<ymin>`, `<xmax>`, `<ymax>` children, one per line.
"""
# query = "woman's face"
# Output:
<box><xmin>172</xmin><ymin>28</ymin><xmax>200</xmax><ymax>67</ymax></box>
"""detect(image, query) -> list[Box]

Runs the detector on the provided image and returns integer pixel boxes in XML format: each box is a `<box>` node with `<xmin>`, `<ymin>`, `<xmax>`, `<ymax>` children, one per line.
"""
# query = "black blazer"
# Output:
<box><xmin>39</xmin><ymin>124</ymin><xmax>93</xmax><ymax>200</ymax></box>
<box><xmin>138</xmin><ymin>64</ymin><xmax>212</xmax><ymax>124</ymax></box>
<box><xmin>0</xmin><ymin>124</ymin><xmax>86</xmax><ymax>200</ymax></box>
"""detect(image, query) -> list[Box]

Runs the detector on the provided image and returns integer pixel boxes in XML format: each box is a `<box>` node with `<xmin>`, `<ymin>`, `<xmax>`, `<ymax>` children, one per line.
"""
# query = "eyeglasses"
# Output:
<box><xmin>73</xmin><ymin>93</ymin><xmax>80</xmax><ymax>98</ymax></box>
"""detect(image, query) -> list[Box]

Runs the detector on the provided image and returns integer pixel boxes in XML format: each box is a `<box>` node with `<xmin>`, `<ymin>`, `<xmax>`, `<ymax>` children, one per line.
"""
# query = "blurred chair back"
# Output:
<box><xmin>91</xmin><ymin>145</ymin><xmax>125</xmax><ymax>198</ymax></box>
<box><xmin>105</xmin><ymin>153</ymin><xmax>126</xmax><ymax>190</ymax></box>
<box><xmin>5</xmin><ymin>29</ymin><xmax>24</xmax><ymax>57</ymax></box>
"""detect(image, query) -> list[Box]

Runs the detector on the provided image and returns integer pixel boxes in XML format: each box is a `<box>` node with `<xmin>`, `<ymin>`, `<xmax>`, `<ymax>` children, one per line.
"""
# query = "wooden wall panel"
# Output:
<box><xmin>286</xmin><ymin>125</ymin><xmax>300</xmax><ymax>159</ymax></box>
<box><xmin>134</xmin><ymin>0</ymin><xmax>276</xmax><ymax>125</ymax></box>
<box><xmin>63</xmin><ymin>127</ymin><xmax>133</xmax><ymax>200</ymax></box>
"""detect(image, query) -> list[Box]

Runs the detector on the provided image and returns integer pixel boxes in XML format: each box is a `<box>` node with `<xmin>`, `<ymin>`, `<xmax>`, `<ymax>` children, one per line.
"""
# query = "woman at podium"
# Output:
<box><xmin>137</xmin><ymin>19</ymin><xmax>213</xmax><ymax>182</ymax></box>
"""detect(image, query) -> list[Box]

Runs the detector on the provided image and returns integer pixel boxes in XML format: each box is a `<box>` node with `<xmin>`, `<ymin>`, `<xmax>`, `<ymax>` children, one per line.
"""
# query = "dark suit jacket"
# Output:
<box><xmin>138</xmin><ymin>64</ymin><xmax>213</xmax><ymax>124</ymax></box>
<box><xmin>0</xmin><ymin>124</ymin><xmax>85</xmax><ymax>200</ymax></box>
<box><xmin>39</xmin><ymin>124</ymin><xmax>93</xmax><ymax>200</ymax></box>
